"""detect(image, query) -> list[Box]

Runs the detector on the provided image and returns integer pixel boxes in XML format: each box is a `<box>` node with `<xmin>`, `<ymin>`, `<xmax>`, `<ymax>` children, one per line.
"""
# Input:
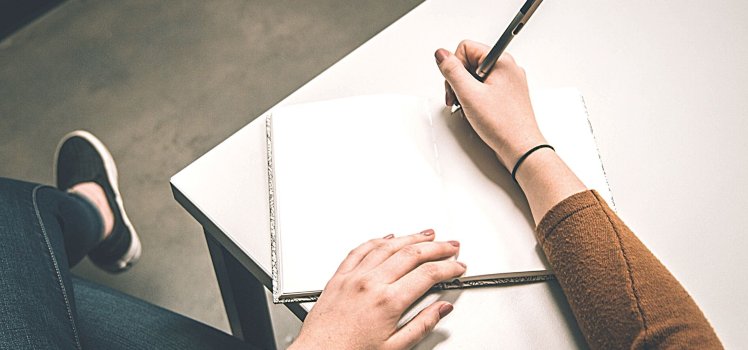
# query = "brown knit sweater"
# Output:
<box><xmin>535</xmin><ymin>190</ymin><xmax>722</xmax><ymax>349</ymax></box>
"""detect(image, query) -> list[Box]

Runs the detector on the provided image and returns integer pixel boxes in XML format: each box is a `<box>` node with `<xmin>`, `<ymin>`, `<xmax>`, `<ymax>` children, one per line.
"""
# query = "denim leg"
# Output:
<box><xmin>0</xmin><ymin>177</ymin><xmax>250</xmax><ymax>349</ymax></box>
<box><xmin>0</xmin><ymin>178</ymin><xmax>86</xmax><ymax>349</ymax></box>
<box><xmin>73</xmin><ymin>277</ymin><xmax>249</xmax><ymax>349</ymax></box>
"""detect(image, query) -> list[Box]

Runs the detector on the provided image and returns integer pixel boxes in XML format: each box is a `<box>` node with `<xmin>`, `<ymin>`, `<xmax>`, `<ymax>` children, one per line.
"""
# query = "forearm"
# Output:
<box><xmin>513</xmin><ymin>150</ymin><xmax>586</xmax><ymax>226</ymax></box>
<box><xmin>535</xmin><ymin>190</ymin><xmax>722</xmax><ymax>349</ymax></box>
<box><xmin>516</xmin><ymin>152</ymin><xmax>721</xmax><ymax>348</ymax></box>
<box><xmin>435</xmin><ymin>41</ymin><xmax>721</xmax><ymax>348</ymax></box>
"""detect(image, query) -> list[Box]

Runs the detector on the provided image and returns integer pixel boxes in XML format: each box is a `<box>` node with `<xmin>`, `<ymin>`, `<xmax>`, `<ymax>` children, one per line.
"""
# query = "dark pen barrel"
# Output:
<box><xmin>475</xmin><ymin>11</ymin><xmax>524</xmax><ymax>82</ymax></box>
<box><xmin>474</xmin><ymin>0</ymin><xmax>544</xmax><ymax>83</ymax></box>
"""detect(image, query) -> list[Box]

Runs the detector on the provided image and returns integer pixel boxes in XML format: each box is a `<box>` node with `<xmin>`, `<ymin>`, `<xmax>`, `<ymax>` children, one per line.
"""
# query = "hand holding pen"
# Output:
<box><xmin>441</xmin><ymin>0</ymin><xmax>543</xmax><ymax>107</ymax></box>
<box><xmin>433</xmin><ymin>0</ymin><xmax>546</xmax><ymax>170</ymax></box>
<box><xmin>435</xmin><ymin>42</ymin><xmax>546</xmax><ymax>171</ymax></box>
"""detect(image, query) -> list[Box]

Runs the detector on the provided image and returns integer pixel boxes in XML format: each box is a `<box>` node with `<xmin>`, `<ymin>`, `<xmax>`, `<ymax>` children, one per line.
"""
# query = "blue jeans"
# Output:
<box><xmin>0</xmin><ymin>178</ymin><xmax>250</xmax><ymax>349</ymax></box>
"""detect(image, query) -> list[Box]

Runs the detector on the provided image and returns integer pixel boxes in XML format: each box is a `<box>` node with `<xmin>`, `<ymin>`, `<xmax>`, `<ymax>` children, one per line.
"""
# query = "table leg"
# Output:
<box><xmin>205</xmin><ymin>230</ymin><xmax>277</xmax><ymax>350</ymax></box>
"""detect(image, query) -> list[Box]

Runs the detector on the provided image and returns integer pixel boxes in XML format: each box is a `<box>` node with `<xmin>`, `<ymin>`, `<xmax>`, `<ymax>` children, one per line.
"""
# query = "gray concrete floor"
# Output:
<box><xmin>0</xmin><ymin>0</ymin><xmax>422</xmax><ymax>347</ymax></box>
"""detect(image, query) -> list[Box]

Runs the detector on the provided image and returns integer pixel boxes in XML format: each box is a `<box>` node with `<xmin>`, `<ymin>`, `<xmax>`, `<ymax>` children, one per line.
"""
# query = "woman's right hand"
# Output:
<box><xmin>435</xmin><ymin>40</ymin><xmax>586</xmax><ymax>224</ymax></box>
<box><xmin>434</xmin><ymin>40</ymin><xmax>547</xmax><ymax>171</ymax></box>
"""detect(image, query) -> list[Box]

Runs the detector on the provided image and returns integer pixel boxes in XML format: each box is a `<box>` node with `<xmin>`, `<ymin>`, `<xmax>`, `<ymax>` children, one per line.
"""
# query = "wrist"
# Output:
<box><xmin>495</xmin><ymin>134</ymin><xmax>548</xmax><ymax>171</ymax></box>
<box><xmin>511</xmin><ymin>145</ymin><xmax>555</xmax><ymax>182</ymax></box>
<box><xmin>513</xmin><ymin>147</ymin><xmax>559</xmax><ymax>183</ymax></box>
<box><xmin>514</xmin><ymin>149</ymin><xmax>587</xmax><ymax>225</ymax></box>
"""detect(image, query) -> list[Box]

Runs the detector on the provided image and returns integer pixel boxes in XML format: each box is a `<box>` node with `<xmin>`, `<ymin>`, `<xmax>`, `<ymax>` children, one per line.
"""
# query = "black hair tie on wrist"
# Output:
<box><xmin>511</xmin><ymin>144</ymin><xmax>555</xmax><ymax>183</ymax></box>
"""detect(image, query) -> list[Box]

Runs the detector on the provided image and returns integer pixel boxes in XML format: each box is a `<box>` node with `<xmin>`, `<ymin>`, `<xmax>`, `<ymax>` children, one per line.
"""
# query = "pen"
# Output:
<box><xmin>474</xmin><ymin>0</ymin><xmax>544</xmax><ymax>82</ymax></box>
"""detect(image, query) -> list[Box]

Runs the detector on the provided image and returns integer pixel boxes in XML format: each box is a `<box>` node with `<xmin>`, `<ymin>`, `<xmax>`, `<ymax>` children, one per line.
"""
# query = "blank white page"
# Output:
<box><xmin>271</xmin><ymin>95</ymin><xmax>446</xmax><ymax>296</ymax></box>
<box><xmin>270</xmin><ymin>89</ymin><xmax>611</xmax><ymax>299</ymax></box>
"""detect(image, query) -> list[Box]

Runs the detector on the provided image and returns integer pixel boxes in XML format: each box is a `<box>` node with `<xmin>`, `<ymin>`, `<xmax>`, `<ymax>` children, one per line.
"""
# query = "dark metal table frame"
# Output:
<box><xmin>172</xmin><ymin>185</ymin><xmax>283</xmax><ymax>350</ymax></box>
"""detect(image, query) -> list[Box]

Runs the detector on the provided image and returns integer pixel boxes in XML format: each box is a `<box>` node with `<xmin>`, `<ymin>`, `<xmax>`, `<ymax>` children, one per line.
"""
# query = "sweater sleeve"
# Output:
<box><xmin>535</xmin><ymin>190</ymin><xmax>722</xmax><ymax>349</ymax></box>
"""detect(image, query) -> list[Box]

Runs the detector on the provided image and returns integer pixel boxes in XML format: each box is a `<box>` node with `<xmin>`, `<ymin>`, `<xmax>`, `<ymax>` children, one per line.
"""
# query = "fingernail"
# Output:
<box><xmin>435</xmin><ymin>49</ymin><xmax>449</xmax><ymax>64</ymax></box>
<box><xmin>448</xmin><ymin>240</ymin><xmax>460</xmax><ymax>247</ymax></box>
<box><xmin>420</xmin><ymin>229</ymin><xmax>435</xmax><ymax>236</ymax></box>
<box><xmin>456</xmin><ymin>261</ymin><xmax>467</xmax><ymax>269</ymax></box>
<box><xmin>383</xmin><ymin>234</ymin><xmax>394</xmax><ymax>239</ymax></box>
<box><xmin>438</xmin><ymin>303</ymin><xmax>454</xmax><ymax>319</ymax></box>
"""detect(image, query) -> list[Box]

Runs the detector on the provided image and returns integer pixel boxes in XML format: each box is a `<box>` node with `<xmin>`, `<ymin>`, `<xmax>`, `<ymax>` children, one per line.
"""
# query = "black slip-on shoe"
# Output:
<box><xmin>54</xmin><ymin>130</ymin><xmax>141</xmax><ymax>273</ymax></box>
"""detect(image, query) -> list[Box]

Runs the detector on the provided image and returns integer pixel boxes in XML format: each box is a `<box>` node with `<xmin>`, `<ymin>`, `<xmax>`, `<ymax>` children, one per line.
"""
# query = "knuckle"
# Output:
<box><xmin>457</xmin><ymin>39</ymin><xmax>479</xmax><ymax>51</ymax></box>
<box><xmin>442</xmin><ymin>60</ymin><xmax>461</xmax><ymax>76</ymax></box>
<box><xmin>353</xmin><ymin>275</ymin><xmax>374</xmax><ymax>293</ymax></box>
<box><xmin>450</xmin><ymin>264</ymin><xmax>465</xmax><ymax>278</ymax></box>
<box><xmin>503</xmin><ymin>52</ymin><xmax>515</xmax><ymax>61</ymax></box>
<box><xmin>374</xmin><ymin>240</ymin><xmax>397</xmax><ymax>253</ymax></box>
<box><xmin>376</xmin><ymin>288</ymin><xmax>403</xmax><ymax>310</ymax></box>
<box><xmin>369</xmin><ymin>240</ymin><xmax>386</xmax><ymax>251</ymax></box>
<box><xmin>417</xmin><ymin>323</ymin><xmax>430</xmax><ymax>339</ymax></box>
<box><xmin>421</xmin><ymin>263</ymin><xmax>440</xmax><ymax>279</ymax></box>
<box><xmin>324</xmin><ymin>276</ymin><xmax>343</xmax><ymax>291</ymax></box>
<box><xmin>400</xmin><ymin>245</ymin><xmax>423</xmax><ymax>259</ymax></box>
<box><xmin>346</xmin><ymin>247</ymin><xmax>361</xmax><ymax>259</ymax></box>
<box><xmin>426</xmin><ymin>311</ymin><xmax>440</xmax><ymax>330</ymax></box>
<box><xmin>351</xmin><ymin>239</ymin><xmax>376</xmax><ymax>255</ymax></box>
<box><xmin>347</xmin><ymin>241</ymin><xmax>371</xmax><ymax>256</ymax></box>
<box><xmin>419</xmin><ymin>315</ymin><xmax>439</xmax><ymax>338</ymax></box>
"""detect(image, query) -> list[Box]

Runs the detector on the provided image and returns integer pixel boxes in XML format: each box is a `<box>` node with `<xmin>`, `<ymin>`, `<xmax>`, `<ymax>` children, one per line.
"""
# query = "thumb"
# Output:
<box><xmin>435</xmin><ymin>49</ymin><xmax>480</xmax><ymax>98</ymax></box>
<box><xmin>387</xmin><ymin>302</ymin><xmax>453</xmax><ymax>349</ymax></box>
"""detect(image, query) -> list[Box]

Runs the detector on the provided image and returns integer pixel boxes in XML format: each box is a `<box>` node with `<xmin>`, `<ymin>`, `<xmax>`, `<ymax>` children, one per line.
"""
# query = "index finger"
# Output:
<box><xmin>335</xmin><ymin>230</ymin><xmax>436</xmax><ymax>274</ymax></box>
<box><xmin>390</xmin><ymin>259</ymin><xmax>466</xmax><ymax>304</ymax></box>
<box><xmin>454</xmin><ymin>40</ymin><xmax>491</xmax><ymax>73</ymax></box>
<box><xmin>373</xmin><ymin>240</ymin><xmax>460</xmax><ymax>283</ymax></box>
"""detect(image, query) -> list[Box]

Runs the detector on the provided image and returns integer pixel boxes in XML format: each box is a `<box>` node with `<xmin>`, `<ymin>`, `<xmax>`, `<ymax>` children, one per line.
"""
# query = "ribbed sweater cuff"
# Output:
<box><xmin>535</xmin><ymin>189</ymin><xmax>601</xmax><ymax>244</ymax></box>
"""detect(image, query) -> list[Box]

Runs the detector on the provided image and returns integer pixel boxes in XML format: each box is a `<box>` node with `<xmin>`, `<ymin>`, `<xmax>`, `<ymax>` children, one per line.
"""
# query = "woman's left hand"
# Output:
<box><xmin>290</xmin><ymin>229</ymin><xmax>466</xmax><ymax>350</ymax></box>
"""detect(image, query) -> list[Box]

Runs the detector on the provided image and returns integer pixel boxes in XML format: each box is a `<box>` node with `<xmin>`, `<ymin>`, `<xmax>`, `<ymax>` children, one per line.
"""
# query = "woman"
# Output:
<box><xmin>0</xmin><ymin>40</ymin><xmax>721</xmax><ymax>349</ymax></box>
<box><xmin>290</xmin><ymin>41</ymin><xmax>723</xmax><ymax>349</ymax></box>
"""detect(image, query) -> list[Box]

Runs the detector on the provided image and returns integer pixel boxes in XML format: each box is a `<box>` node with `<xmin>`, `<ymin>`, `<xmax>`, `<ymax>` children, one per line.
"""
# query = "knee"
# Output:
<box><xmin>0</xmin><ymin>177</ymin><xmax>43</xmax><ymax>206</ymax></box>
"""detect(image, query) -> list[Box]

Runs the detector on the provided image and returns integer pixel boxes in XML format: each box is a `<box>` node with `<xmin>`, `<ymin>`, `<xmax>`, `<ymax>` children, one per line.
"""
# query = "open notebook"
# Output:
<box><xmin>267</xmin><ymin>89</ymin><xmax>613</xmax><ymax>303</ymax></box>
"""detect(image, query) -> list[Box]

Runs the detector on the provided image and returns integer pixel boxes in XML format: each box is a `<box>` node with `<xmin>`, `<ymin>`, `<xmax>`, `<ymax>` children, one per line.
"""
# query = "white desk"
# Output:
<box><xmin>172</xmin><ymin>0</ymin><xmax>748</xmax><ymax>348</ymax></box>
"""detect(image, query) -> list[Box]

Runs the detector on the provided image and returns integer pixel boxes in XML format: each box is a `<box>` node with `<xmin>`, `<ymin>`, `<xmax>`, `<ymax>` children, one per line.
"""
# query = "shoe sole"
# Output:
<box><xmin>54</xmin><ymin>130</ymin><xmax>141</xmax><ymax>272</ymax></box>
